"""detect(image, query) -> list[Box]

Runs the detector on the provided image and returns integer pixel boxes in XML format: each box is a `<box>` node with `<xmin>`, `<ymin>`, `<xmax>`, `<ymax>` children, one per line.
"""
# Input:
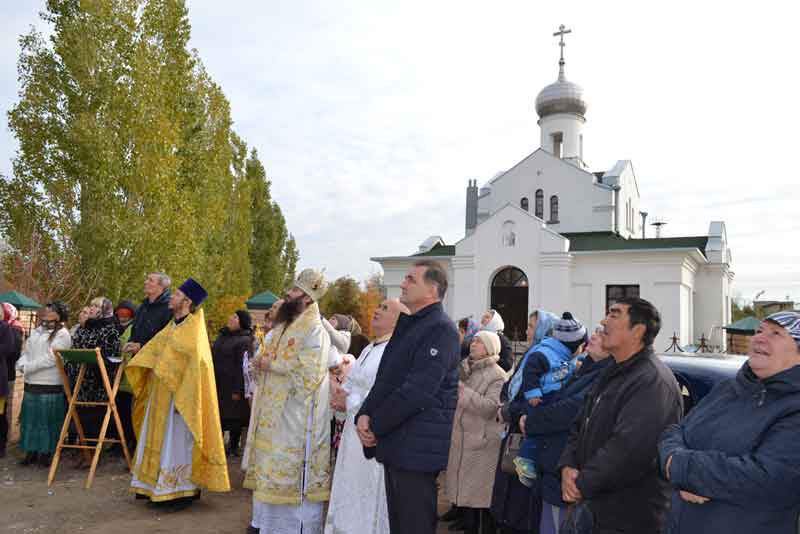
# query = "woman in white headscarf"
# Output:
<box><xmin>480</xmin><ymin>309</ymin><xmax>513</xmax><ymax>372</ymax></box>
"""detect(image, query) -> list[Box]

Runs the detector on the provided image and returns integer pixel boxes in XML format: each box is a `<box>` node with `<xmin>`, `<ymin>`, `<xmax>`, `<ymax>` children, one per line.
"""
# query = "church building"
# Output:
<box><xmin>372</xmin><ymin>27</ymin><xmax>733</xmax><ymax>351</ymax></box>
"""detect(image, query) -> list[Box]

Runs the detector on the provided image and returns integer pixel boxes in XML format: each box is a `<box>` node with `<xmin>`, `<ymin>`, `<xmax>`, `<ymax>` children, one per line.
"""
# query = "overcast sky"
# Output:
<box><xmin>1</xmin><ymin>1</ymin><xmax>798</xmax><ymax>303</ymax></box>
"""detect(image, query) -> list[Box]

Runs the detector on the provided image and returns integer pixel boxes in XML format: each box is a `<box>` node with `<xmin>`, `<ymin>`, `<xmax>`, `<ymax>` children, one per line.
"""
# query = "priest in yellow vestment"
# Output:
<box><xmin>127</xmin><ymin>277</ymin><xmax>230</xmax><ymax>507</ymax></box>
<box><xmin>245</xmin><ymin>268</ymin><xmax>331</xmax><ymax>534</ymax></box>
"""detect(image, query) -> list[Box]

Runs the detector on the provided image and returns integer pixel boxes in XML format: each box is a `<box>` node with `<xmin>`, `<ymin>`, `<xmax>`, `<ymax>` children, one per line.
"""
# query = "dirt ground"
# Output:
<box><xmin>1</xmin><ymin>446</ymin><xmax>251</xmax><ymax>534</ymax></box>
<box><xmin>1</xmin><ymin>444</ymin><xmax>455</xmax><ymax>534</ymax></box>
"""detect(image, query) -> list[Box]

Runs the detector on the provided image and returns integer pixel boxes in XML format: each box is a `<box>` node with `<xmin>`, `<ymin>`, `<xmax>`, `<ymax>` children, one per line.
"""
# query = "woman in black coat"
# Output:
<box><xmin>480</xmin><ymin>309</ymin><xmax>514</xmax><ymax>372</ymax></box>
<box><xmin>68</xmin><ymin>297</ymin><xmax>121</xmax><ymax>449</ymax></box>
<box><xmin>490</xmin><ymin>312</ymin><xmax>544</xmax><ymax>534</ymax></box>
<box><xmin>0</xmin><ymin>313</ymin><xmax>23</xmax><ymax>457</ymax></box>
<box><xmin>211</xmin><ymin>310</ymin><xmax>253</xmax><ymax>455</ymax></box>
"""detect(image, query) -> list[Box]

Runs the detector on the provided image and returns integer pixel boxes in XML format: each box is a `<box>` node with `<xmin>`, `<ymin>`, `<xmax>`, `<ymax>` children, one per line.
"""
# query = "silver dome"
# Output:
<box><xmin>535</xmin><ymin>70</ymin><xmax>587</xmax><ymax>118</ymax></box>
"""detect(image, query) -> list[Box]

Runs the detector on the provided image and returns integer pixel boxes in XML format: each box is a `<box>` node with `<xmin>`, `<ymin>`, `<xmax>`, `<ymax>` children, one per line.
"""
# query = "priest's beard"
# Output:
<box><xmin>276</xmin><ymin>295</ymin><xmax>307</xmax><ymax>326</ymax></box>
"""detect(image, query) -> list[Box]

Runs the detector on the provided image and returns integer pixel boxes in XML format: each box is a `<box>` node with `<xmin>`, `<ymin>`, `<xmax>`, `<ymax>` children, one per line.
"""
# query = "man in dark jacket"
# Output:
<box><xmin>558</xmin><ymin>297</ymin><xmax>682</xmax><ymax>534</ymax></box>
<box><xmin>520</xmin><ymin>329</ymin><xmax>613</xmax><ymax>532</ymax></box>
<box><xmin>356</xmin><ymin>260</ymin><xmax>460</xmax><ymax>534</ymax></box>
<box><xmin>123</xmin><ymin>272</ymin><xmax>172</xmax><ymax>356</ymax></box>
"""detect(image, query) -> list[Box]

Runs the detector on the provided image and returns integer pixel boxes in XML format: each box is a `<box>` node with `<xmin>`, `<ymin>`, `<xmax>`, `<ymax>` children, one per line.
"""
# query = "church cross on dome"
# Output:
<box><xmin>553</xmin><ymin>24</ymin><xmax>572</xmax><ymax>80</ymax></box>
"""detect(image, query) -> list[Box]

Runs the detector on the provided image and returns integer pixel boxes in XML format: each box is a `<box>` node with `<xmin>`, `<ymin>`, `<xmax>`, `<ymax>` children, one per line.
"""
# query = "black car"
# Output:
<box><xmin>659</xmin><ymin>353</ymin><xmax>746</xmax><ymax>414</ymax></box>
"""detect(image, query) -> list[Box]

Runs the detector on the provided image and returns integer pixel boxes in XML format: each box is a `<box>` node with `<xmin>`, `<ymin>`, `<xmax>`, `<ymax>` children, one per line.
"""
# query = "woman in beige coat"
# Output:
<box><xmin>446</xmin><ymin>330</ymin><xmax>507</xmax><ymax>534</ymax></box>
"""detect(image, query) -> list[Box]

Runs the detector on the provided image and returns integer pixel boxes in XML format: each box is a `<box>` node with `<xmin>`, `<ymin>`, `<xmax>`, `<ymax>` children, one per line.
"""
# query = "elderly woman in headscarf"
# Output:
<box><xmin>490</xmin><ymin>309</ymin><xmax>558</xmax><ymax>534</ymax></box>
<box><xmin>480</xmin><ymin>309</ymin><xmax>514</xmax><ymax>372</ymax></box>
<box><xmin>67</xmin><ymin>296</ymin><xmax>121</xmax><ymax>457</ymax></box>
<box><xmin>445</xmin><ymin>330</ymin><xmax>507</xmax><ymax>534</ymax></box>
<box><xmin>325</xmin><ymin>314</ymin><xmax>364</xmax><ymax>464</ymax></box>
<box><xmin>659</xmin><ymin>311</ymin><xmax>800</xmax><ymax>534</ymax></box>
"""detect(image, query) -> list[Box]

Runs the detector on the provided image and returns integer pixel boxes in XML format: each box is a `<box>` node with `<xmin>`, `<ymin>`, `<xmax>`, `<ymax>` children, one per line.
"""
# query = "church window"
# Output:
<box><xmin>520</xmin><ymin>197</ymin><xmax>529</xmax><ymax>211</ymax></box>
<box><xmin>492</xmin><ymin>267</ymin><xmax>528</xmax><ymax>287</ymax></box>
<box><xmin>552</xmin><ymin>132</ymin><xmax>563</xmax><ymax>158</ymax></box>
<box><xmin>626</xmin><ymin>200</ymin><xmax>630</xmax><ymax>231</ymax></box>
<box><xmin>606</xmin><ymin>285</ymin><xmax>640</xmax><ymax>312</ymax></box>
<box><xmin>535</xmin><ymin>189</ymin><xmax>544</xmax><ymax>218</ymax></box>
<box><xmin>549</xmin><ymin>195</ymin><xmax>559</xmax><ymax>223</ymax></box>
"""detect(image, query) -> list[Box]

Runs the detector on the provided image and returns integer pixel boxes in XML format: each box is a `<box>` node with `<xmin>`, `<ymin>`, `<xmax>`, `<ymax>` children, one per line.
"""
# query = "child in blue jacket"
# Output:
<box><xmin>514</xmin><ymin>312</ymin><xmax>587</xmax><ymax>487</ymax></box>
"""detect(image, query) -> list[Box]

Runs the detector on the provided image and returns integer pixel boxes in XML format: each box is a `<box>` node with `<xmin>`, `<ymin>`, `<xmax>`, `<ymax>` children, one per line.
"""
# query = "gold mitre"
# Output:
<box><xmin>294</xmin><ymin>268</ymin><xmax>328</xmax><ymax>302</ymax></box>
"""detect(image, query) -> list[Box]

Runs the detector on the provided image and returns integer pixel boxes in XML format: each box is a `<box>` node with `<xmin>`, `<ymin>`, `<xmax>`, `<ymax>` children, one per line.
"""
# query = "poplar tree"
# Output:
<box><xmin>0</xmin><ymin>0</ymin><xmax>299</xmax><ymax>323</ymax></box>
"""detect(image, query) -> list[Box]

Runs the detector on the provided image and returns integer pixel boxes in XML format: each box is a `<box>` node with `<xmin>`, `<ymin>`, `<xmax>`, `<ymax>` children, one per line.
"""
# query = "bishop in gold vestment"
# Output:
<box><xmin>245</xmin><ymin>268</ymin><xmax>331</xmax><ymax>534</ymax></box>
<box><xmin>127</xmin><ymin>278</ymin><xmax>230</xmax><ymax>505</ymax></box>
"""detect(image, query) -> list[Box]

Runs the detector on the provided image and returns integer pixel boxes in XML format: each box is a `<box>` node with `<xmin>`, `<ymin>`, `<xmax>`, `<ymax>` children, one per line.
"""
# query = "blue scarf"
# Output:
<box><xmin>507</xmin><ymin>310</ymin><xmax>559</xmax><ymax>402</ymax></box>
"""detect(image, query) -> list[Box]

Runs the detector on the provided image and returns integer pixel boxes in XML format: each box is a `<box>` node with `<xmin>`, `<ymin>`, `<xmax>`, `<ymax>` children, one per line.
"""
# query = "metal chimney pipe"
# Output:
<box><xmin>640</xmin><ymin>211</ymin><xmax>648</xmax><ymax>239</ymax></box>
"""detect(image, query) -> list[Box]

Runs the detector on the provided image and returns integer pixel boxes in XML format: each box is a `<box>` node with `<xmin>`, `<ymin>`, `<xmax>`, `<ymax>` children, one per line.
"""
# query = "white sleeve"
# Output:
<box><xmin>327</xmin><ymin>345</ymin><xmax>344</xmax><ymax>369</ymax></box>
<box><xmin>16</xmin><ymin>335</ymin><xmax>33</xmax><ymax>371</ymax></box>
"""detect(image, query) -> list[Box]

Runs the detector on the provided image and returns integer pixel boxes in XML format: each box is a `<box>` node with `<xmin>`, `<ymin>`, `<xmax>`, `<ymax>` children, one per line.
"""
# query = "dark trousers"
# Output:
<box><xmin>384</xmin><ymin>466</ymin><xmax>438</xmax><ymax>534</ymax></box>
<box><xmin>113</xmin><ymin>391</ymin><xmax>136</xmax><ymax>448</ymax></box>
<box><xmin>221</xmin><ymin>418</ymin><xmax>244</xmax><ymax>450</ymax></box>
<box><xmin>463</xmin><ymin>508</ymin><xmax>497</xmax><ymax>534</ymax></box>
<box><xmin>0</xmin><ymin>409</ymin><xmax>8</xmax><ymax>454</ymax></box>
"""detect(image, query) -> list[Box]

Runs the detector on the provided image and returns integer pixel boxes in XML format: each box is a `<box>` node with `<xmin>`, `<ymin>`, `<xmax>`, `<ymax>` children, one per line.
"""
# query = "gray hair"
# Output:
<box><xmin>90</xmin><ymin>297</ymin><xmax>114</xmax><ymax>318</ymax></box>
<box><xmin>413</xmin><ymin>259</ymin><xmax>448</xmax><ymax>299</ymax></box>
<box><xmin>149</xmin><ymin>272</ymin><xmax>171</xmax><ymax>288</ymax></box>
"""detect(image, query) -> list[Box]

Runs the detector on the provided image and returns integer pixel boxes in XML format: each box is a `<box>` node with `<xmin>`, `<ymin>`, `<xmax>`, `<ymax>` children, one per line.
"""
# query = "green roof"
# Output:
<box><xmin>0</xmin><ymin>290</ymin><xmax>42</xmax><ymax>310</ymax></box>
<box><xmin>562</xmin><ymin>232</ymin><xmax>708</xmax><ymax>257</ymax></box>
<box><xmin>413</xmin><ymin>245</ymin><xmax>456</xmax><ymax>257</ymax></box>
<box><xmin>245</xmin><ymin>290</ymin><xmax>279</xmax><ymax>310</ymax></box>
<box><xmin>724</xmin><ymin>316</ymin><xmax>761</xmax><ymax>333</ymax></box>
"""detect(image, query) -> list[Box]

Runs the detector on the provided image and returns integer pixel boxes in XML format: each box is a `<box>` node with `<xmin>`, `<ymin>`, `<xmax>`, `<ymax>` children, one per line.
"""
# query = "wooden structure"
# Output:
<box><xmin>0</xmin><ymin>289</ymin><xmax>42</xmax><ymax>336</ymax></box>
<box><xmin>49</xmin><ymin>348</ymin><xmax>132</xmax><ymax>489</ymax></box>
<box><xmin>245</xmin><ymin>290</ymin><xmax>279</xmax><ymax>327</ymax></box>
<box><xmin>724</xmin><ymin>316</ymin><xmax>760</xmax><ymax>355</ymax></box>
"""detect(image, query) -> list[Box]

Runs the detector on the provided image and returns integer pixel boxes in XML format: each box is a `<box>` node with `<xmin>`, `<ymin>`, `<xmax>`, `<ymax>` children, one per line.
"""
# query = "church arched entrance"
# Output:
<box><xmin>490</xmin><ymin>267</ymin><xmax>529</xmax><ymax>341</ymax></box>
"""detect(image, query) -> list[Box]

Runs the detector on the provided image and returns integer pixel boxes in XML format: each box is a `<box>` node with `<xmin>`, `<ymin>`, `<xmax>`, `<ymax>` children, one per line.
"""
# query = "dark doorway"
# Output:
<box><xmin>490</xmin><ymin>267</ymin><xmax>529</xmax><ymax>341</ymax></box>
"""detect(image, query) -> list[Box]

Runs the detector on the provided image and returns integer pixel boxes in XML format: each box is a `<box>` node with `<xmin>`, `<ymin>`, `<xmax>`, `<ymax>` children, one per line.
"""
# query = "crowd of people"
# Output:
<box><xmin>1</xmin><ymin>261</ymin><xmax>799</xmax><ymax>534</ymax></box>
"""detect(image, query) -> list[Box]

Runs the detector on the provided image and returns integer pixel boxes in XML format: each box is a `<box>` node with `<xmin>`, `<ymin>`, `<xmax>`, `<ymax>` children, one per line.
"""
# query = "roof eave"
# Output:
<box><xmin>569</xmin><ymin>247</ymin><xmax>707</xmax><ymax>261</ymax></box>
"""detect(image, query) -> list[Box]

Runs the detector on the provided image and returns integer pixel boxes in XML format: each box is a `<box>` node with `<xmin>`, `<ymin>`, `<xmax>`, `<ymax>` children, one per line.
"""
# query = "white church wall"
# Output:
<box><xmin>601</xmin><ymin>161</ymin><xmax>641</xmax><ymax>239</ymax></box>
<box><xmin>693</xmin><ymin>263</ymin><xmax>730</xmax><ymax>350</ymax></box>
<box><xmin>540</xmin><ymin>253</ymin><xmax>574</xmax><ymax>314</ymax></box>
<box><xmin>486</xmin><ymin>150</ymin><xmax>615</xmax><ymax>235</ymax></box>
<box><xmin>570</xmin><ymin>250</ymin><xmax>701</xmax><ymax>350</ymax></box>
<box><xmin>452</xmin><ymin>255</ymin><xmax>478</xmax><ymax>321</ymax></box>
<box><xmin>453</xmin><ymin>204</ymin><xmax>571</xmax><ymax>324</ymax></box>
<box><xmin>569</xmin><ymin>284</ymin><xmax>593</xmax><ymax>328</ymax></box>
<box><xmin>617</xmin><ymin>164</ymin><xmax>641</xmax><ymax>239</ymax></box>
<box><xmin>538</xmin><ymin>113</ymin><xmax>585</xmax><ymax>160</ymax></box>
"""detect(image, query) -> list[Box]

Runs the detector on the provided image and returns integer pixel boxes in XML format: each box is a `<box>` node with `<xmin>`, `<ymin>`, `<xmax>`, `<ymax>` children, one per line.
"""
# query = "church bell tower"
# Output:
<box><xmin>535</xmin><ymin>25</ymin><xmax>588</xmax><ymax>169</ymax></box>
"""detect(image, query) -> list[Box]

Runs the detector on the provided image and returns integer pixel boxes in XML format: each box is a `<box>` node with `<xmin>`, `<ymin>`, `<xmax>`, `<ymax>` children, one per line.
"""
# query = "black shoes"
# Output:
<box><xmin>440</xmin><ymin>505</ymin><xmax>463</xmax><ymax>522</ymax></box>
<box><xmin>149</xmin><ymin>495</ymin><xmax>195</xmax><ymax>512</ymax></box>
<box><xmin>19</xmin><ymin>452</ymin><xmax>38</xmax><ymax>466</ymax></box>
<box><xmin>246</xmin><ymin>527</ymin><xmax>259</xmax><ymax>534</ymax></box>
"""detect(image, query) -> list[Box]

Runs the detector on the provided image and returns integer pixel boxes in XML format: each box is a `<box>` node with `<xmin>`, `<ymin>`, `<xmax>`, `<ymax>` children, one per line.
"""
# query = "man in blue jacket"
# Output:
<box><xmin>356</xmin><ymin>259</ymin><xmax>460</xmax><ymax>534</ymax></box>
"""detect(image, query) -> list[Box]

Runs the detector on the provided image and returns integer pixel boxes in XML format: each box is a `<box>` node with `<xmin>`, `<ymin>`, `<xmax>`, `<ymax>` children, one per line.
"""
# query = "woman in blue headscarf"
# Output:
<box><xmin>490</xmin><ymin>309</ymin><xmax>558</xmax><ymax>533</ymax></box>
<box><xmin>457</xmin><ymin>317</ymin><xmax>481</xmax><ymax>360</ymax></box>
